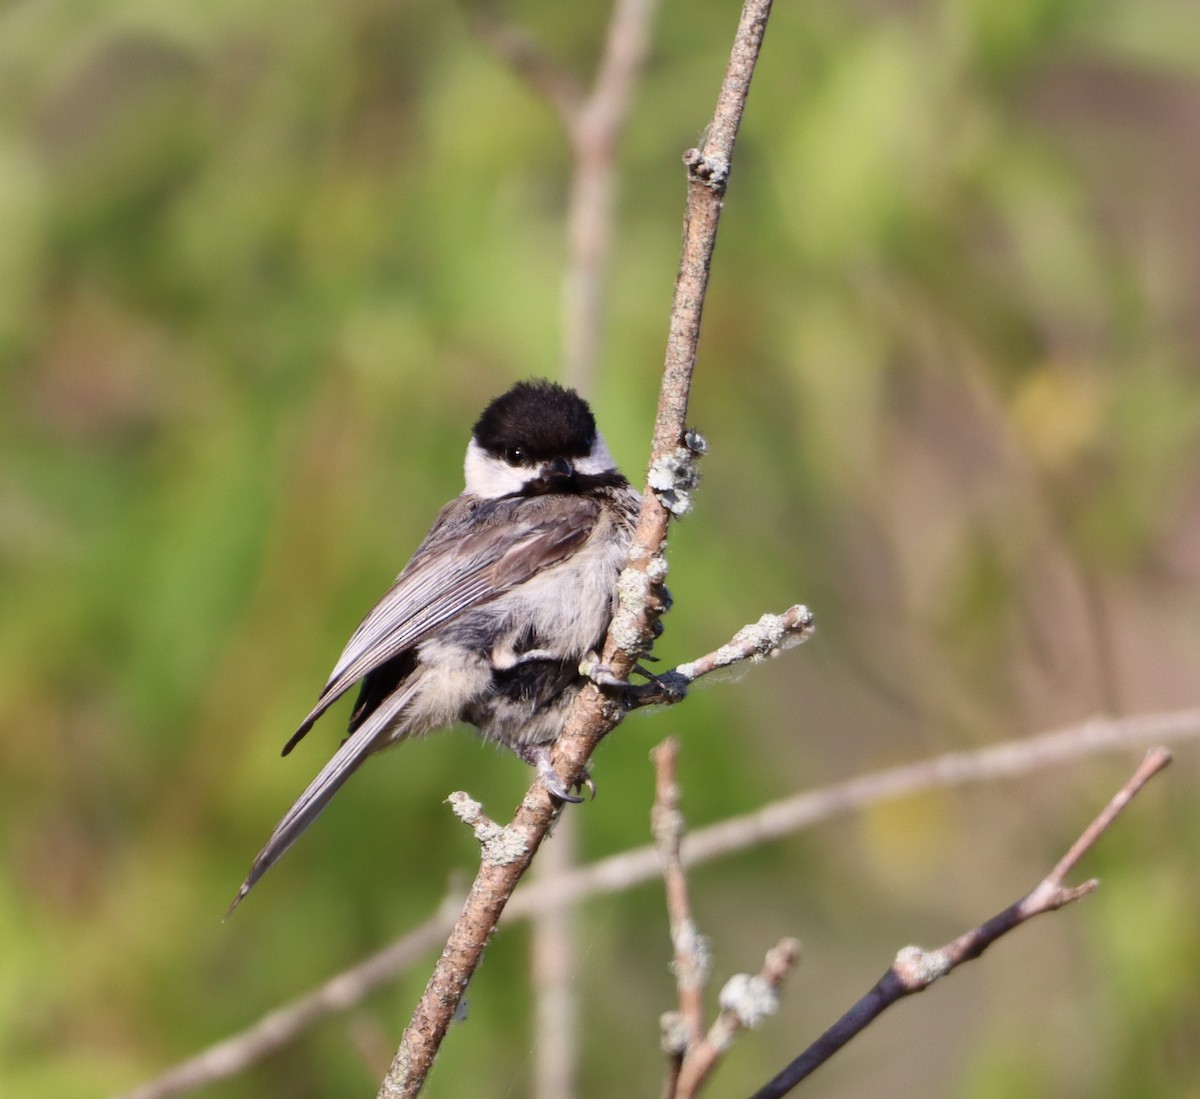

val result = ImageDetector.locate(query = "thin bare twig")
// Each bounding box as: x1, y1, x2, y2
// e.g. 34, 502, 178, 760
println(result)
669, 708, 1195, 873
531, 817, 579, 1099
462, 5, 584, 124
114, 707, 1198, 1099
562, 0, 661, 389
653, 739, 799, 1099
750, 748, 1174, 1098
653, 739, 709, 1054
463, 0, 661, 390
618, 0, 773, 584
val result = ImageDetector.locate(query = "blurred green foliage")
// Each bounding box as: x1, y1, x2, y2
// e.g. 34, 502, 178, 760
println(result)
2, 0, 1199, 1096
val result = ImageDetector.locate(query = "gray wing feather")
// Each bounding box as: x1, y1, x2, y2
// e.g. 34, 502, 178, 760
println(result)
280, 495, 597, 755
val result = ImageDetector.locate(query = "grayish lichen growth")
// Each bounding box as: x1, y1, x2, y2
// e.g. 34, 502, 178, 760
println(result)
894, 944, 951, 984
609, 557, 668, 654
648, 432, 707, 517
685, 149, 730, 192
646, 554, 670, 583
725, 609, 806, 661
448, 790, 482, 822
671, 918, 713, 991
447, 791, 529, 865
718, 972, 780, 1030
659, 1010, 690, 1056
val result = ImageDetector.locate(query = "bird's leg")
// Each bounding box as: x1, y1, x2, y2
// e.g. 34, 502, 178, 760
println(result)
580, 652, 681, 709
626, 666, 688, 707
516, 742, 595, 803
491, 642, 559, 670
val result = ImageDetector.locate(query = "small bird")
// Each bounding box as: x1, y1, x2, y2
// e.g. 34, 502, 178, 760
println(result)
229, 380, 640, 911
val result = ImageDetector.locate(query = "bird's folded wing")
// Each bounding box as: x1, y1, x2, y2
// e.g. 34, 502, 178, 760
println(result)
281, 495, 600, 755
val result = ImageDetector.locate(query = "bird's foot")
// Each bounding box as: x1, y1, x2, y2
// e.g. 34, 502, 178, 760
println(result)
518, 742, 595, 803
630, 662, 688, 705
579, 651, 631, 691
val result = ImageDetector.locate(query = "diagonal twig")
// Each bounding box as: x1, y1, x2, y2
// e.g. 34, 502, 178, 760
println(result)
749, 747, 1174, 1098
461, 3, 585, 124
630, 604, 814, 709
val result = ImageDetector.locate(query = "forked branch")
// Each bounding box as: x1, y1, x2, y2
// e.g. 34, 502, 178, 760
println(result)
114, 710, 1196, 1099
653, 738, 799, 1099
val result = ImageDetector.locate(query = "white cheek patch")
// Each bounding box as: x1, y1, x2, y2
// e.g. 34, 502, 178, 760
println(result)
574, 432, 617, 476
465, 433, 618, 497
464, 439, 532, 499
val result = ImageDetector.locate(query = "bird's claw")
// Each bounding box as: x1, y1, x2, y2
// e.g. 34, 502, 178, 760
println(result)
539, 762, 587, 804
579, 652, 631, 691
521, 743, 596, 804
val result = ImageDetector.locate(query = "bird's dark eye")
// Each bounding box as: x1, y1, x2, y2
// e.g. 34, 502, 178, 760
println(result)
504, 446, 526, 466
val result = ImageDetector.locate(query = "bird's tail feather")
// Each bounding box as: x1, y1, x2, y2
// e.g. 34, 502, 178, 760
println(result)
226, 686, 414, 915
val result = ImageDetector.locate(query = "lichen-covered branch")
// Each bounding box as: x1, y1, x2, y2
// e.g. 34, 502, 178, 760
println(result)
600, 0, 775, 670
375, 4, 777, 1095
630, 604, 814, 709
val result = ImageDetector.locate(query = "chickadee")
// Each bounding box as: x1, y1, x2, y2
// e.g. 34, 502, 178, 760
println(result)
229, 380, 640, 911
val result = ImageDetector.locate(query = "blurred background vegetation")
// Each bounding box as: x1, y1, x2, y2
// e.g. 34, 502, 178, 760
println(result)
2, 0, 1199, 1096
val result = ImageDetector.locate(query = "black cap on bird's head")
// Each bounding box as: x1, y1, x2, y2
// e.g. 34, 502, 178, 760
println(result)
472, 380, 597, 463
